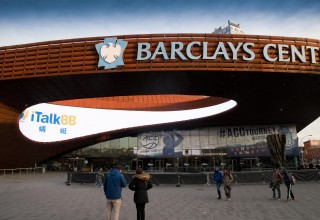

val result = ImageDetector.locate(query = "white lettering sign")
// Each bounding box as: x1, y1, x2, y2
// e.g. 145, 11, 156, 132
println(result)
137, 41, 319, 64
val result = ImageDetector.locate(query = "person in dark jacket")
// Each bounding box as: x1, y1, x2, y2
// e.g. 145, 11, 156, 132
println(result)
212, 167, 223, 199
129, 168, 153, 220
103, 166, 127, 220
282, 169, 295, 201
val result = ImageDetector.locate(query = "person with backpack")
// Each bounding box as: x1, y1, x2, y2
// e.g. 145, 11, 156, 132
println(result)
212, 166, 223, 199
271, 167, 283, 200
282, 169, 295, 201
223, 169, 233, 201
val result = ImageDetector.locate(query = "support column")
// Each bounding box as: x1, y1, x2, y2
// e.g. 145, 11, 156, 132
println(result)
267, 134, 286, 168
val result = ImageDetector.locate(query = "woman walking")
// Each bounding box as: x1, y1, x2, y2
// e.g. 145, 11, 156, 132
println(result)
129, 168, 153, 220
223, 169, 233, 201
282, 169, 295, 201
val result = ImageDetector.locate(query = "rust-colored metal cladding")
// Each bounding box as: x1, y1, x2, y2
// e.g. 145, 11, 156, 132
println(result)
50, 95, 228, 111
0, 33, 320, 168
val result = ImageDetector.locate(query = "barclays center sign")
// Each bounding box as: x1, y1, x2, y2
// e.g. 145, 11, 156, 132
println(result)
96, 37, 320, 69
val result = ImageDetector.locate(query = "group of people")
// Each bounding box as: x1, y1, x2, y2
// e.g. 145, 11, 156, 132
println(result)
212, 167, 234, 200
103, 166, 152, 220
300, 162, 320, 170
212, 166, 296, 202
271, 167, 295, 201
102, 165, 296, 220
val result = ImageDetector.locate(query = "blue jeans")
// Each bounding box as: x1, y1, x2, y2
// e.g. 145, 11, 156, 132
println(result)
216, 181, 221, 193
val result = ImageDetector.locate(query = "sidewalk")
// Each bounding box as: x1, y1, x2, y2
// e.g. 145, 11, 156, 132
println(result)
0, 172, 320, 220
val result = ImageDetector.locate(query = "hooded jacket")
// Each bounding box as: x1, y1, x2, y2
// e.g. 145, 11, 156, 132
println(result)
213, 168, 223, 183
103, 168, 127, 200
129, 173, 153, 203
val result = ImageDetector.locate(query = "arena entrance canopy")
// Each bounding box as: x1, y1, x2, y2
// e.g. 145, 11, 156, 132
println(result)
0, 33, 320, 168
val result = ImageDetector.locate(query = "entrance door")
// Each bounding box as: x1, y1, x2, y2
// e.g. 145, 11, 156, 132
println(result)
191, 159, 201, 172
155, 160, 164, 171
131, 160, 143, 171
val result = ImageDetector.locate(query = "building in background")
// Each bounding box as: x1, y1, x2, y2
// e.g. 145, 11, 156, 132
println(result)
303, 140, 320, 164
213, 20, 246, 34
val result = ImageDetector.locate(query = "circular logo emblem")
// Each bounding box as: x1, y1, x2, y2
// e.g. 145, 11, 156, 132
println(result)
139, 131, 159, 149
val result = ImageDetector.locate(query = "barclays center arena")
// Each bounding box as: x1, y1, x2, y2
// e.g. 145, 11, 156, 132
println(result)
1, 21, 320, 174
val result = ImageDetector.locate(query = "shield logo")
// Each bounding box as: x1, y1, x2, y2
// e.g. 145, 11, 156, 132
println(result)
96, 38, 127, 69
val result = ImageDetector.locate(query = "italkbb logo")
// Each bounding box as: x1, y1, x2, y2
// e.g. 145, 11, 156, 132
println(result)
20, 110, 76, 126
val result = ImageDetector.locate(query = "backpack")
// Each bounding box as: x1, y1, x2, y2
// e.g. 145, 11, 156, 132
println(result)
288, 173, 296, 185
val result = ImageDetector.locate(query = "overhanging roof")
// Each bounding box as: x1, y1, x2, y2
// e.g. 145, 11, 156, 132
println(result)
0, 33, 319, 168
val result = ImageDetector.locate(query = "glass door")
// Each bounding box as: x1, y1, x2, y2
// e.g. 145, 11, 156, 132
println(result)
155, 160, 164, 171
131, 159, 143, 171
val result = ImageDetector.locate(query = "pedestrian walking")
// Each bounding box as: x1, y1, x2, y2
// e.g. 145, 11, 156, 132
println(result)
103, 165, 127, 220
282, 169, 295, 201
223, 169, 233, 201
129, 168, 153, 220
212, 167, 223, 199
271, 168, 283, 200
95, 167, 104, 187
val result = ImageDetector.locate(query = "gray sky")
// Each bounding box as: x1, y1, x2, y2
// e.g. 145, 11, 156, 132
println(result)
1, 0, 320, 46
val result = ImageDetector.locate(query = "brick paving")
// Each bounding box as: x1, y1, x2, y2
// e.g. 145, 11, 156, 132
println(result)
0, 172, 320, 220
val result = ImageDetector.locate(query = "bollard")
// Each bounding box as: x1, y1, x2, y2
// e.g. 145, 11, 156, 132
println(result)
66, 172, 72, 186
176, 175, 181, 187
234, 174, 238, 185
204, 173, 210, 187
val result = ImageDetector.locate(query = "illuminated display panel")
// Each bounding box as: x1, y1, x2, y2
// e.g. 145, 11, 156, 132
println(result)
19, 100, 237, 142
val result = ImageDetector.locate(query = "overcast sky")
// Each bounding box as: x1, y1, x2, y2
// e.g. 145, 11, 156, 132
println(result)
0, 0, 319, 141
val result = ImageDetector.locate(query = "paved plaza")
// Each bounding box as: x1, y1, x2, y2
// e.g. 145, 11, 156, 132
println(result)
0, 172, 320, 220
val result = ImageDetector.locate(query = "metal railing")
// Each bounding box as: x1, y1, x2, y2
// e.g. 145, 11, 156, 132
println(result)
0, 167, 44, 176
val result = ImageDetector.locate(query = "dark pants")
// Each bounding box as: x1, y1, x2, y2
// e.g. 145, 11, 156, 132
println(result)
216, 181, 222, 198
272, 184, 281, 198
285, 182, 295, 200
216, 182, 222, 194
135, 203, 146, 220
224, 185, 232, 198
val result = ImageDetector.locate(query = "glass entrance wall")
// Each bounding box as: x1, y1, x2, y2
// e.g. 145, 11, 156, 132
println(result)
61, 124, 299, 172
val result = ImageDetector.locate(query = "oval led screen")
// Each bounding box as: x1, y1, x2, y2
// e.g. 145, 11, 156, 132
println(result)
19, 100, 237, 142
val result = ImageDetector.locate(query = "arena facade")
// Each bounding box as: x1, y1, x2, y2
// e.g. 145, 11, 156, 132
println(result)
0, 33, 320, 170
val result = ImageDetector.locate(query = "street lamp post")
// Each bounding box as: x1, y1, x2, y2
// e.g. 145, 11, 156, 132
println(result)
300, 135, 312, 164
